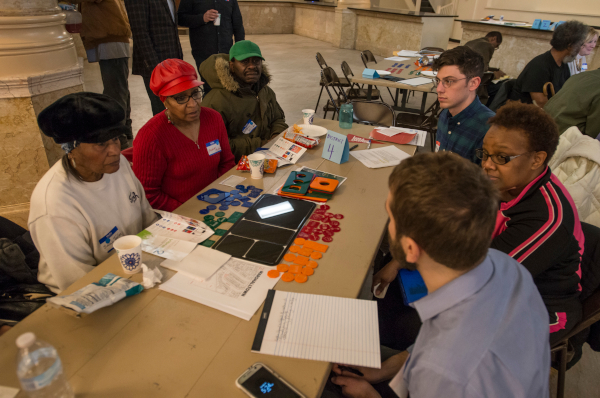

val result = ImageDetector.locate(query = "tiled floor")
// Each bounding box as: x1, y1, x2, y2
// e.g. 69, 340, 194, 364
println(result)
80, 33, 599, 398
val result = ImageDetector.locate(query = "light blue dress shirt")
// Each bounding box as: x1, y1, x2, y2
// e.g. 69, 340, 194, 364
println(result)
394, 249, 550, 398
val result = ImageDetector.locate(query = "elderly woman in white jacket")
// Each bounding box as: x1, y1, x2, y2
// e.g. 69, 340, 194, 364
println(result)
29, 93, 157, 293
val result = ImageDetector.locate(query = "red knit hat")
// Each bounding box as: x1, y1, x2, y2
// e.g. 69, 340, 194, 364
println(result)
150, 59, 204, 102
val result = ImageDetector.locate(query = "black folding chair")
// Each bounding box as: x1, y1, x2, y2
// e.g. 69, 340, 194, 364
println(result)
321, 67, 348, 120
341, 61, 380, 100
315, 53, 350, 114
360, 50, 394, 102
395, 100, 441, 152
351, 100, 395, 127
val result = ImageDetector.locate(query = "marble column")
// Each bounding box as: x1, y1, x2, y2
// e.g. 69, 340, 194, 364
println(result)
0, 0, 83, 227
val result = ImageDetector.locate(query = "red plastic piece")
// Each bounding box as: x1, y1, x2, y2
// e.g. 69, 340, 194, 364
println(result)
310, 214, 324, 221
331, 227, 341, 232
322, 236, 333, 242
320, 205, 330, 210
309, 234, 319, 241
323, 230, 334, 237
302, 227, 314, 234
334, 214, 344, 219
325, 212, 334, 218
307, 220, 319, 228
330, 220, 340, 227
298, 232, 310, 239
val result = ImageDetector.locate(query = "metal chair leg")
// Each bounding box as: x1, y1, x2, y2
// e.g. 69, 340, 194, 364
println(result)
323, 101, 329, 119
556, 343, 567, 398
315, 86, 324, 115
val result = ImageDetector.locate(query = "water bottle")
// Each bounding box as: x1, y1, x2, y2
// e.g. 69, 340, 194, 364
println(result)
339, 103, 353, 129
16, 333, 74, 398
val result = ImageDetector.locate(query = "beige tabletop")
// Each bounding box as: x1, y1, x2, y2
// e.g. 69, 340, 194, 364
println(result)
0, 119, 416, 398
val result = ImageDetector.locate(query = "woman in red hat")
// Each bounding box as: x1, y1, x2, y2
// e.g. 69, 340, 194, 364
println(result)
133, 59, 235, 211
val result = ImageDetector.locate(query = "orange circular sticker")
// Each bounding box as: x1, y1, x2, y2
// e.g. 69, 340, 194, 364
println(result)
310, 252, 323, 260
301, 267, 314, 276
294, 238, 306, 246
277, 264, 289, 272
295, 274, 308, 283
267, 270, 280, 278
283, 253, 296, 262
307, 260, 318, 269
281, 272, 295, 282
289, 246, 300, 253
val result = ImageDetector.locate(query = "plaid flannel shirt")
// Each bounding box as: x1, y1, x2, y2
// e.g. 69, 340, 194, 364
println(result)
125, 0, 183, 77
435, 96, 495, 164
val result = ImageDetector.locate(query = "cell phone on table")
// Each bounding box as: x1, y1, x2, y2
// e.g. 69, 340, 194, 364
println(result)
236, 362, 306, 398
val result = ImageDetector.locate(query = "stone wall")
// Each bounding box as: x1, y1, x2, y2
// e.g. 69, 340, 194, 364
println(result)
354, 10, 423, 56
239, 2, 295, 34
293, 4, 338, 45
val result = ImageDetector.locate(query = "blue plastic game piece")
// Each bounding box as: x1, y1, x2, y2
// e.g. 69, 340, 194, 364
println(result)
240, 197, 251, 202
231, 201, 241, 206
247, 185, 255, 190
197, 188, 230, 204
219, 205, 229, 210
248, 192, 260, 198
229, 190, 239, 194
207, 205, 217, 210
199, 209, 209, 214
242, 201, 253, 208
235, 185, 245, 190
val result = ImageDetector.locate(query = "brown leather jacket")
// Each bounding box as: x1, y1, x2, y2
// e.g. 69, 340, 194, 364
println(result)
77, 0, 131, 50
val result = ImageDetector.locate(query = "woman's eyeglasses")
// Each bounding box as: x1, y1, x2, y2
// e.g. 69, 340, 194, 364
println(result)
475, 149, 530, 165
172, 90, 203, 105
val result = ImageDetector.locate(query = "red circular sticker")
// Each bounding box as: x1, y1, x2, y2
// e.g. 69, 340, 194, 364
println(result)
331, 227, 341, 232
331, 221, 340, 227
320, 205, 331, 210
334, 214, 344, 219
298, 232, 310, 239
302, 226, 314, 234
314, 209, 326, 215
309, 234, 319, 241
322, 236, 333, 243
325, 212, 334, 218
310, 214, 324, 221
323, 230, 334, 237
307, 220, 319, 228
320, 223, 331, 230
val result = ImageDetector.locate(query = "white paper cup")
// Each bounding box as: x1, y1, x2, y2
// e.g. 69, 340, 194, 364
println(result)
214, 13, 221, 26
113, 235, 143, 274
302, 109, 315, 125
248, 153, 266, 179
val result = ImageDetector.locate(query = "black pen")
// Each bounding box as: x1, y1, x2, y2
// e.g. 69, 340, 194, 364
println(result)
339, 365, 364, 377
349, 144, 359, 151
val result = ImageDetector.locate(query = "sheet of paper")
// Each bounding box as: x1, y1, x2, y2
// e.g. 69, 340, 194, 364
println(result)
220, 175, 246, 187
395, 50, 420, 57
141, 212, 214, 244
375, 127, 403, 137
0, 386, 19, 398
350, 146, 411, 169
266, 138, 307, 164
400, 77, 432, 86
420, 71, 437, 77
384, 56, 410, 62
252, 291, 381, 368
406, 130, 427, 147
161, 245, 231, 282
255, 148, 292, 167
140, 235, 197, 261
160, 258, 280, 320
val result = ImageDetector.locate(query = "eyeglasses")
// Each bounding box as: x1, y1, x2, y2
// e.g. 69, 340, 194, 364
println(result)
475, 149, 530, 165
432, 77, 467, 88
171, 90, 203, 105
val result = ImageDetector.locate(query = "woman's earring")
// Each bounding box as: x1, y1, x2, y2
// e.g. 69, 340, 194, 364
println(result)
166, 110, 173, 125
71, 157, 76, 169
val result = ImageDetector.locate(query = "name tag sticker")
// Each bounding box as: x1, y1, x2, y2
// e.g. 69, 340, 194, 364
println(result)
206, 139, 221, 156
99, 226, 122, 253
435, 141, 440, 152
242, 119, 257, 135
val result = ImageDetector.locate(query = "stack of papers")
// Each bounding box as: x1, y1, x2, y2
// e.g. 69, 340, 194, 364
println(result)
406, 130, 427, 147
160, 258, 280, 320
267, 137, 306, 164
420, 71, 437, 77
395, 50, 421, 57
375, 127, 405, 137
161, 245, 231, 282
401, 77, 433, 86
138, 211, 214, 261
384, 56, 410, 62
350, 146, 411, 169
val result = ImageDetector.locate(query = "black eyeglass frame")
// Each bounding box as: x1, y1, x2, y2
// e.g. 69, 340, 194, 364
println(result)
171, 89, 204, 105
475, 148, 532, 165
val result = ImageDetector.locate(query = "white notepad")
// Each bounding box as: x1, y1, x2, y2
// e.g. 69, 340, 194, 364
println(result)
350, 146, 411, 169
401, 77, 433, 86
252, 291, 381, 368
161, 245, 231, 282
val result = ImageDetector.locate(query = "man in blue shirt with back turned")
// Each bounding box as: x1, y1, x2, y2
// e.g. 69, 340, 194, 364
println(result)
330, 152, 549, 398
433, 46, 495, 164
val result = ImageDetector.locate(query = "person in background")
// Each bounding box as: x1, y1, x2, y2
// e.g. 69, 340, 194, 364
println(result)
200, 40, 288, 161
510, 20, 588, 107
568, 27, 598, 75
178, 0, 245, 95
432, 46, 495, 164
464, 31, 507, 104
29, 93, 157, 294
125, 0, 183, 116
480, 102, 583, 345
545, 68, 600, 137
330, 152, 550, 398
133, 59, 235, 212
71, 0, 133, 149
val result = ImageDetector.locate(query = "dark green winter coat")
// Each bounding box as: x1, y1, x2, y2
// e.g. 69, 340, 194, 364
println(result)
199, 53, 288, 161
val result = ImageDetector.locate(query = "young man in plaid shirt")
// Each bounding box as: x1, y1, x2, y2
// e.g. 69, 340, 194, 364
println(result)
432, 46, 495, 164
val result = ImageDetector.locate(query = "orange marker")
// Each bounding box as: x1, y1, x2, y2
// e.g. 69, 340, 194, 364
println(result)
289, 246, 300, 253
294, 238, 306, 246
267, 270, 280, 278
307, 260, 319, 269
301, 267, 314, 276
310, 252, 323, 260
283, 253, 296, 262
277, 264, 289, 272
295, 274, 308, 283
281, 272, 295, 282
289, 264, 302, 274
293, 255, 309, 266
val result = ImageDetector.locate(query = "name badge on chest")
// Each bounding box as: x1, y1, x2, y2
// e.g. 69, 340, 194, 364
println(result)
242, 119, 257, 135
206, 139, 221, 156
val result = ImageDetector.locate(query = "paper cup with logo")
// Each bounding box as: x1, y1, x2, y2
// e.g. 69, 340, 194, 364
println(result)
214, 13, 221, 26
302, 109, 315, 125
113, 235, 143, 274
248, 153, 266, 179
